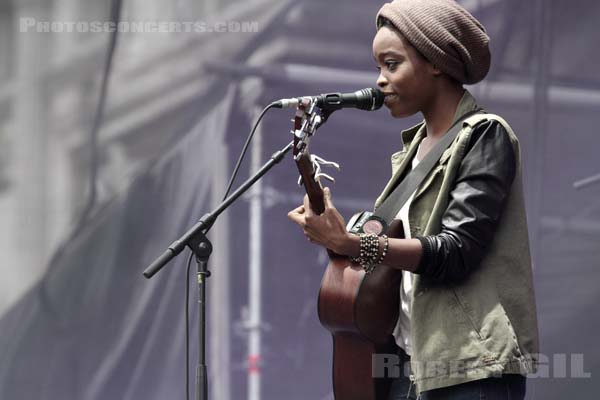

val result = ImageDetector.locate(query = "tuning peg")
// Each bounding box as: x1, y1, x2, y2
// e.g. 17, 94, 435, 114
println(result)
310, 154, 341, 184
311, 155, 340, 171
315, 172, 336, 183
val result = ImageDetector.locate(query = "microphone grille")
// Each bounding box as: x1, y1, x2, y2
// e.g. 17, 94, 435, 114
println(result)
355, 88, 385, 111
370, 88, 385, 111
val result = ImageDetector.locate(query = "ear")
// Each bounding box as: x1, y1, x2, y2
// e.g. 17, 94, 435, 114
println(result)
429, 62, 443, 77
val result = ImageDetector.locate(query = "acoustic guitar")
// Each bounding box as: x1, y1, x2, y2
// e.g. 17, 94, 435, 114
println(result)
291, 99, 403, 400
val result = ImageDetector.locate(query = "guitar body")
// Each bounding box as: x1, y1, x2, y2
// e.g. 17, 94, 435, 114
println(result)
318, 221, 404, 400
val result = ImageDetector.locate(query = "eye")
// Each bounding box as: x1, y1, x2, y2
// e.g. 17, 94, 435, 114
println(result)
385, 60, 399, 71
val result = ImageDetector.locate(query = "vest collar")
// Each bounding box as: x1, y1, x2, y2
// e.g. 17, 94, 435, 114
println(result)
399, 89, 479, 149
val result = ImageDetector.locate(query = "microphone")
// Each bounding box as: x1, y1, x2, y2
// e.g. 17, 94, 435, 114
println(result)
273, 88, 385, 112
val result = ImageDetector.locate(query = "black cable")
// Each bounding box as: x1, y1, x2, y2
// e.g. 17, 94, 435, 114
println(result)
78, 0, 123, 227
184, 101, 278, 399
221, 102, 278, 201
38, 0, 122, 317
185, 251, 194, 400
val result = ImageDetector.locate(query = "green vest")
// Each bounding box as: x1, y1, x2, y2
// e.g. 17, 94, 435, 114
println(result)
375, 91, 539, 393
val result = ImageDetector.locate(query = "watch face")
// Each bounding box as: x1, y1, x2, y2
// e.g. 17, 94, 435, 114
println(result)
362, 219, 384, 235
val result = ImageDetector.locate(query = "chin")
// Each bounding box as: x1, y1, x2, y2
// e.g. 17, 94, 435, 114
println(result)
388, 106, 414, 119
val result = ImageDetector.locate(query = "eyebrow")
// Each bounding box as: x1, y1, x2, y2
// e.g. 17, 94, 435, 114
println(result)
373, 51, 405, 61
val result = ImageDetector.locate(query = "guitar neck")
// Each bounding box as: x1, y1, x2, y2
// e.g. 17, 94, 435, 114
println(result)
296, 153, 326, 215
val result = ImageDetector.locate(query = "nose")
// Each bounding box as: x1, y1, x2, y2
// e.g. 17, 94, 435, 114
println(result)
376, 72, 388, 90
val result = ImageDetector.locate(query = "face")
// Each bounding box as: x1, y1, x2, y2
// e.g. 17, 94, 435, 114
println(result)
372, 26, 439, 118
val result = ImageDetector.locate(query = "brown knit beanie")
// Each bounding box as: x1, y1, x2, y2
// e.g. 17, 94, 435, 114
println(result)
376, 0, 491, 84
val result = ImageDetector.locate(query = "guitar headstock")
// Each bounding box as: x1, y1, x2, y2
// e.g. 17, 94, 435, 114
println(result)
291, 99, 339, 215
292, 98, 317, 159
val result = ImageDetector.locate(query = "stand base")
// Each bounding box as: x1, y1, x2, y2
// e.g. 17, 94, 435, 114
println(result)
196, 364, 207, 400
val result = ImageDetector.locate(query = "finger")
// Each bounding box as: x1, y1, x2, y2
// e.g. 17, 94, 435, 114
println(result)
323, 187, 334, 209
304, 232, 314, 243
287, 213, 301, 225
303, 195, 314, 217
287, 207, 306, 225
288, 205, 305, 216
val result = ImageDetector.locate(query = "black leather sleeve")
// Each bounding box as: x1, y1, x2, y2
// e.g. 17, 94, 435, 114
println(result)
414, 120, 516, 284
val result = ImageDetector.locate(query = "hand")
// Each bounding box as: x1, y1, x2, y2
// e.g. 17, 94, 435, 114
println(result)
287, 187, 355, 255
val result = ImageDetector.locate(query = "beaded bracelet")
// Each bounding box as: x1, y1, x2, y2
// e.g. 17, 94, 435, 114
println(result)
376, 235, 389, 266
350, 233, 374, 266
350, 233, 388, 274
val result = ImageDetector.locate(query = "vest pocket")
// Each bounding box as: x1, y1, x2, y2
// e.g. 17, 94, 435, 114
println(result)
450, 288, 504, 367
452, 286, 523, 362
451, 288, 484, 342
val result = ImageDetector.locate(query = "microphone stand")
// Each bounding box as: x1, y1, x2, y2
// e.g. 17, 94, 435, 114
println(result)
143, 140, 294, 400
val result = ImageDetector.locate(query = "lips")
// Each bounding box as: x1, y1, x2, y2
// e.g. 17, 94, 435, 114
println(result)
383, 92, 399, 107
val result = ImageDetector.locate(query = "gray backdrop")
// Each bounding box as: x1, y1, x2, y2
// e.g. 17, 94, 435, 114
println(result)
0, 0, 598, 399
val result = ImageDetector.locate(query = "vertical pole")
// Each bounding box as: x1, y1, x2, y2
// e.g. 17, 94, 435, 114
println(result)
530, 0, 553, 266
196, 246, 211, 400
52, 0, 78, 61
196, 257, 208, 400
209, 132, 232, 400
12, 2, 49, 298
247, 107, 263, 400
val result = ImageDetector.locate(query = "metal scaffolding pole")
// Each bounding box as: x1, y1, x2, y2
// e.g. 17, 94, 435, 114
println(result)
530, 0, 554, 265
247, 106, 264, 400
210, 113, 233, 400
9, 2, 49, 311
